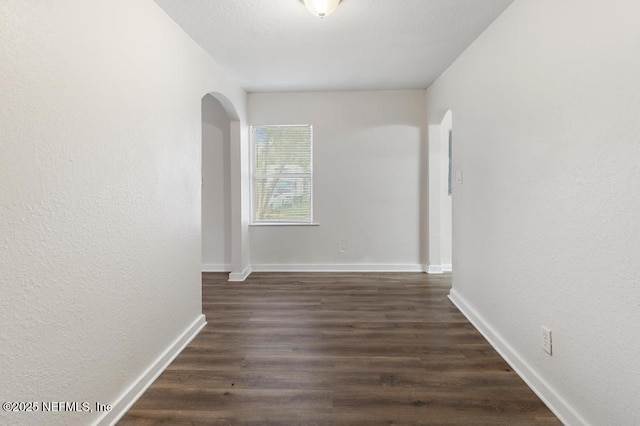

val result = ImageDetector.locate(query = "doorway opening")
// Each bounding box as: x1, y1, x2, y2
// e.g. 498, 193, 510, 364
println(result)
200, 92, 249, 282
201, 94, 232, 272
427, 109, 453, 274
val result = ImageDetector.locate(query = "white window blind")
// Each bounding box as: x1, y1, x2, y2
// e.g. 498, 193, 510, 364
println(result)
251, 125, 313, 223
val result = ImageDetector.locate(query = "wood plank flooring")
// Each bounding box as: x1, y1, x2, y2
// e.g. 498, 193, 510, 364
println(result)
119, 272, 560, 425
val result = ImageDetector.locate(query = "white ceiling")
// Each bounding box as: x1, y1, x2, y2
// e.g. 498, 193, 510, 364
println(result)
154, 0, 514, 92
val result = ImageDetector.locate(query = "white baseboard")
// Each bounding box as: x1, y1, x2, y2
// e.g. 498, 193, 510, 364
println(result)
427, 264, 443, 274
251, 264, 424, 273
427, 264, 453, 274
448, 289, 587, 426
95, 315, 206, 426
228, 265, 252, 282
202, 263, 231, 272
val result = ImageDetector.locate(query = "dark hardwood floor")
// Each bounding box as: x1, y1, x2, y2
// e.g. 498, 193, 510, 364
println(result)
120, 272, 560, 425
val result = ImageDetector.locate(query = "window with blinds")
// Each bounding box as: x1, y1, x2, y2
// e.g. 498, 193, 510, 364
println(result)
250, 125, 313, 224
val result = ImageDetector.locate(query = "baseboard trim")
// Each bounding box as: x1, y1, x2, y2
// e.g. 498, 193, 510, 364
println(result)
228, 265, 252, 282
252, 264, 424, 273
448, 289, 587, 426
427, 264, 453, 274
202, 263, 231, 272
95, 314, 206, 426
427, 264, 443, 274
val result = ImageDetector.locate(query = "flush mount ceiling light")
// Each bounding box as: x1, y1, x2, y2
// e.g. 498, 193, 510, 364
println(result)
300, 0, 342, 18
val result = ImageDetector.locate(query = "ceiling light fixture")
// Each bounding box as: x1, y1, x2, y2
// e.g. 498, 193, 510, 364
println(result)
301, 0, 342, 18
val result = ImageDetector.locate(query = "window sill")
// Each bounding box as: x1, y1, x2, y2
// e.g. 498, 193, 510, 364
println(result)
249, 222, 320, 227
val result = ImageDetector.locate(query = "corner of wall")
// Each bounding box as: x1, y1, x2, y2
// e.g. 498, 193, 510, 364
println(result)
448, 289, 589, 426
95, 315, 206, 425
228, 265, 252, 282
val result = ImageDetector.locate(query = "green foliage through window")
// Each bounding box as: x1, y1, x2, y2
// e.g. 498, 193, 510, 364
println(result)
251, 125, 313, 223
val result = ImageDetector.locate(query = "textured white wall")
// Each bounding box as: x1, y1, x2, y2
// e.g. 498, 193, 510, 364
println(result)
201, 95, 231, 270
248, 91, 426, 270
0, 0, 245, 424
427, 0, 640, 424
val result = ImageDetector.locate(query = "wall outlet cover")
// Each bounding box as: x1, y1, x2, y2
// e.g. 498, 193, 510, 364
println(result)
542, 325, 552, 355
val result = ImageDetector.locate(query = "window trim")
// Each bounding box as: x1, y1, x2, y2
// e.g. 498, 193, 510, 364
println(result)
249, 124, 315, 225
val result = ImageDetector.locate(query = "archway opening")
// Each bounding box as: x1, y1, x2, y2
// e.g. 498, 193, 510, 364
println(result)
201, 94, 232, 272
201, 91, 250, 282
427, 109, 453, 274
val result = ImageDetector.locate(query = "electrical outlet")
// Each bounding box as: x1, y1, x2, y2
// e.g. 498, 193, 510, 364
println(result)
339, 240, 348, 253
455, 170, 463, 184
541, 326, 552, 355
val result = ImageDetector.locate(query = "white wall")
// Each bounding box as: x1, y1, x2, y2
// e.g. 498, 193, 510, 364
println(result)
427, 0, 640, 424
248, 91, 426, 271
0, 1, 246, 424
201, 95, 231, 271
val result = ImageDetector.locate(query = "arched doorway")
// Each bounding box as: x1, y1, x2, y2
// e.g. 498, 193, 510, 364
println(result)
201, 94, 232, 271
201, 92, 250, 282
427, 109, 453, 274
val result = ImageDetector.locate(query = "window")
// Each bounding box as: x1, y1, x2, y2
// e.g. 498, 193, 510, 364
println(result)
250, 125, 313, 224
